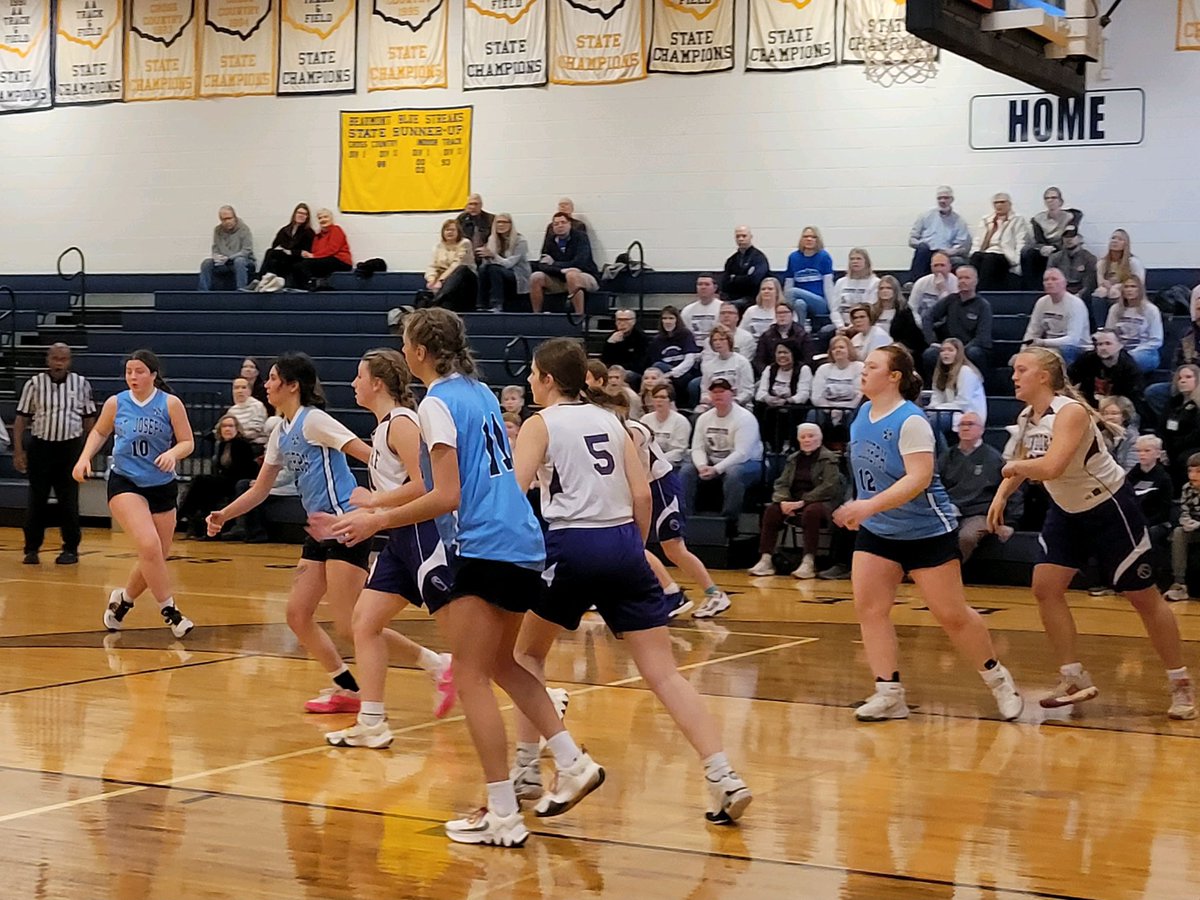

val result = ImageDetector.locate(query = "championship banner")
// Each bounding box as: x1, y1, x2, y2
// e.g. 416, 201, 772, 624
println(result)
550, 0, 645, 85
55, 0, 124, 104
1179, 0, 1200, 50
200, 0, 276, 96
367, 0, 447, 90
745, 0, 834, 71
339, 106, 471, 213
0, 0, 52, 112
462, 0, 546, 90
842, 0, 935, 65
278, 0, 355, 93
126, 0, 198, 101
648, 0, 733, 74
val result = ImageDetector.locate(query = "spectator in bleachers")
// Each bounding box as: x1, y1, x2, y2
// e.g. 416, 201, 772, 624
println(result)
1047, 225, 1098, 300
715, 301, 757, 359
296, 209, 352, 290
179, 415, 259, 539
1128, 434, 1172, 530
638, 367, 665, 409
921, 266, 992, 375
720, 225, 770, 309
600, 307, 649, 381
224, 377, 269, 444
1105, 275, 1163, 373
680, 378, 764, 533
754, 343, 812, 451
810, 335, 863, 416
928, 338, 988, 427
969, 193, 1032, 291
500, 384, 531, 422
907, 186, 971, 282
1099, 396, 1138, 470
1021, 267, 1091, 364
640, 383, 691, 467
530, 211, 599, 316
542, 197, 591, 239
240, 357, 272, 414
827, 248, 880, 336
754, 303, 815, 373
257, 203, 314, 290
475, 213, 530, 312
846, 304, 891, 359
420, 218, 476, 311
503, 412, 522, 449
748, 423, 842, 579
1067, 328, 1143, 409
680, 273, 723, 345
223, 465, 298, 543
1090, 228, 1146, 328
875, 276, 926, 356
1165, 452, 1200, 602
939, 411, 1015, 562
909, 252, 957, 330
696, 326, 754, 411
1146, 286, 1200, 422
1021, 186, 1082, 290
741, 278, 784, 340
199, 205, 255, 291
456, 193, 495, 254
1160, 364, 1200, 488
606, 365, 644, 418
782, 226, 835, 328
647, 305, 700, 398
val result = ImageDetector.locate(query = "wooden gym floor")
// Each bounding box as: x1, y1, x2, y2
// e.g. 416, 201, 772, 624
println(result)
1, 527, 1198, 899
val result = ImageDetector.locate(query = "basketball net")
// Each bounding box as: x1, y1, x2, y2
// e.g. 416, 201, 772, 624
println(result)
862, 35, 939, 86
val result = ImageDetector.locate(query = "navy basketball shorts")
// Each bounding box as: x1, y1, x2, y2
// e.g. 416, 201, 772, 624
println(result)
854, 526, 962, 574
649, 471, 687, 544
1038, 482, 1155, 592
448, 557, 542, 615
301, 535, 373, 572
534, 522, 671, 636
364, 522, 454, 614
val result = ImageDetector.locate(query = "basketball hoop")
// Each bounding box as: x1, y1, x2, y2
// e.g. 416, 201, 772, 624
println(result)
862, 37, 939, 86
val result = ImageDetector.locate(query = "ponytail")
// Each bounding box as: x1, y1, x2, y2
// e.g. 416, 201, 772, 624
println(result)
403, 308, 479, 379
1012, 347, 1122, 460
273, 351, 327, 409
876, 343, 923, 401
361, 347, 416, 410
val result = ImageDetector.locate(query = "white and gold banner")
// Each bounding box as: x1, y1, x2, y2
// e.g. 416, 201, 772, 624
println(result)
648, 0, 733, 74
842, 0, 934, 64
462, 0, 546, 90
0, 0, 52, 112
746, 0, 835, 71
126, 0, 198, 101
550, 0, 645, 85
277, 0, 355, 93
1179, 0, 1200, 50
368, 0, 447, 90
55, 0, 123, 104
200, 0, 276, 96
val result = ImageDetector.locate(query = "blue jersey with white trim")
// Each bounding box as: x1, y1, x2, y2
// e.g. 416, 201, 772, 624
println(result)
111, 390, 175, 487
849, 399, 956, 539
274, 407, 358, 516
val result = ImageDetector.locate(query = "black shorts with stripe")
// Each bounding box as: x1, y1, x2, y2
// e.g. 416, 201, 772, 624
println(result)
1038, 481, 1155, 592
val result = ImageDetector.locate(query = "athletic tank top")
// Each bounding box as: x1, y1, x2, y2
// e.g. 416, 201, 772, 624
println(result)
1015, 395, 1126, 513
537, 402, 634, 530
111, 389, 175, 487
627, 419, 673, 483
370, 407, 420, 492
271, 407, 358, 516
849, 399, 956, 539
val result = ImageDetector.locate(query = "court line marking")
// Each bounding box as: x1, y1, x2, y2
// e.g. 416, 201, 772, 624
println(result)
0, 653, 250, 698
2, 578, 294, 605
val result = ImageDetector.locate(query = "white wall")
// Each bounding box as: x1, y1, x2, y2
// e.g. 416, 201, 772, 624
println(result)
0, 1, 1193, 275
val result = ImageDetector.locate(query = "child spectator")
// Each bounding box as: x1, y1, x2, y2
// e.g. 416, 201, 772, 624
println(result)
1099, 395, 1137, 470
500, 384, 531, 421
1165, 452, 1200, 602
502, 412, 522, 449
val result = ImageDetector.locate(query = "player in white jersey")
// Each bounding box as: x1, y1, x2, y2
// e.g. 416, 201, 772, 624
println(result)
315, 350, 457, 750
989, 347, 1196, 719
511, 338, 752, 825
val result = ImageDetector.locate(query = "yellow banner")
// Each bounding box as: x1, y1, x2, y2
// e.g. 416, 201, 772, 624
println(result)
126, 0, 199, 100
1180, 0, 1200, 50
339, 106, 471, 213
200, 0, 277, 96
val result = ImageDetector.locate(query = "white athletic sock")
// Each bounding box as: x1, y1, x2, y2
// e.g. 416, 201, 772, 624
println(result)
1167, 666, 1190, 683
515, 741, 540, 767
702, 751, 732, 781
664, 582, 680, 595
417, 647, 441, 674
157, 596, 175, 609
487, 780, 519, 818
1060, 662, 1084, 679
358, 701, 386, 726
545, 731, 581, 769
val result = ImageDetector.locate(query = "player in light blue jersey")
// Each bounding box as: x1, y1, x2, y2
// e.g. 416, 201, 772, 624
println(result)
333, 309, 602, 848
208, 352, 375, 714
72, 350, 196, 638
833, 345, 1022, 723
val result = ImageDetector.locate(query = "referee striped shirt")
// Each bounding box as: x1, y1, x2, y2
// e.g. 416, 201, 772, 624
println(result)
16, 372, 97, 441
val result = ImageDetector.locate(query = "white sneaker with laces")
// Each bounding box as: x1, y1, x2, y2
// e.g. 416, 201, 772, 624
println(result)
546, 686, 570, 720
855, 682, 909, 721
534, 750, 605, 817
792, 556, 816, 579
705, 771, 753, 824
445, 807, 529, 846
748, 556, 775, 577
1039, 669, 1099, 709
982, 664, 1023, 721
1168, 677, 1197, 720
160, 604, 194, 639
692, 591, 731, 619
1164, 583, 1191, 602
103, 589, 134, 631
326, 719, 394, 749
666, 591, 694, 618
511, 759, 543, 804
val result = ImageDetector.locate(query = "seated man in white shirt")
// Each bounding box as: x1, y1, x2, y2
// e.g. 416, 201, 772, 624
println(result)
708, 301, 756, 360
680, 378, 764, 534
909, 252, 958, 328
680, 274, 723, 345
1021, 267, 1091, 364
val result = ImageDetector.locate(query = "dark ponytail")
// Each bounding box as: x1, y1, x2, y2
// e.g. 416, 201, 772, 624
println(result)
273, 351, 327, 409
877, 343, 923, 401
535, 337, 590, 399
126, 349, 172, 394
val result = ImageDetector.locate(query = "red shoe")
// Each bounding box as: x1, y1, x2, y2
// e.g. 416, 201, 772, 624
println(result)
304, 687, 361, 714
433, 654, 457, 719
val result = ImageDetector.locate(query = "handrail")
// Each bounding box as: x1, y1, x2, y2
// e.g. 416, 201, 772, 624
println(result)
57, 246, 86, 319
622, 240, 646, 314
0, 285, 15, 381
504, 335, 532, 378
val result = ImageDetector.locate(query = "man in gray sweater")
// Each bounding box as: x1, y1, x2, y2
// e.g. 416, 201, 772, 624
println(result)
938, 412, 1019, 562
199, 205, 255, 291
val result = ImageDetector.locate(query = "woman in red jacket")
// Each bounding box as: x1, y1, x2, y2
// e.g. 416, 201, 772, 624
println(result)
297, 208, 353, 290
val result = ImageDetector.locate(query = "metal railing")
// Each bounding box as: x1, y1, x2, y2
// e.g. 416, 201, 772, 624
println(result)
503, 335, 532, 379
0, 285, 15, 381
57, 246, 86, 319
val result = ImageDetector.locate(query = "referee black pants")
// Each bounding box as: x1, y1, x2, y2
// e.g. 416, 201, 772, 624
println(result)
24, 437, 83, 554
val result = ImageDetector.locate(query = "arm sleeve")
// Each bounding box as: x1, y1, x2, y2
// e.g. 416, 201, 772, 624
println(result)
793, 366, 813, 404
1022, 300, 1044, 344
898, 414, 936, 455
234, 226, 254, 259
1131, 257, 1147, 284
1134, 304, 1163, 352
668, 352, 697, 380
497, 237, 528, 269
690, 413, 709, 469
714, 411, 761, 473
922, 298, 946, 344
735, 356, 755, 405
909, 214, 924, 249
969, 303, 993, 349
263, 422, 284, 467
16, 378, 35, 416
417, 396, 458, 448
302, 409, 360, 450
668, 414, 691, 463
810, 366, 828, 406
951, 218, 972, 257
828, 280, 847, 328
755, 369, 771, 403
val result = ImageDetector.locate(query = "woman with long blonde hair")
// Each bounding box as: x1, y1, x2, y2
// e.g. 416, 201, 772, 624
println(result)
928, 338, 987, 429
1104, 275, 1162, 372
1090, 228, 1146, 328
987, 347, 1195, 719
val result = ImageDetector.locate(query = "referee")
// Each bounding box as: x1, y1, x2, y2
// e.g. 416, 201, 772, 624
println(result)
13, 343, 96, 565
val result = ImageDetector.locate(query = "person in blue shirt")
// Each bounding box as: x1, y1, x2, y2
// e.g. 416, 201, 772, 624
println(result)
782, 226, 835, 330
833, 344, 1021, 723
207, 352, 374, 715
332, 308, 603, 848
73, 350, 196, 638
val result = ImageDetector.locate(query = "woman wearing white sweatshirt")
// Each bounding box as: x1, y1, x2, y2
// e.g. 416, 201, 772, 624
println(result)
1105, 275, 1163, 373
809, 336, 863, 412
826, 248, 880, 334
696, 326, 755, 411
754, 344, 812, 450
928, 339, 988, 431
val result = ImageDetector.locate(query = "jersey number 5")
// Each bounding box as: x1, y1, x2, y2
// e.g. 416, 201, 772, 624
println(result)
481, 415, 514, 477
585, 434, 615, 475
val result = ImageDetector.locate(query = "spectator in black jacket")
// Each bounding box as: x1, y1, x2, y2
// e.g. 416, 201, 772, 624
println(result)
647, 306, 700, 400
754, 303, 815, 374
1067, 329, 1142, 408
600, 308, 649, 387
456, 193, 495, 255
920, 266, 992, 376
1161, 364, 1200, 489
1128, 434, 1172, 530
258, 203, 315, 288
1146, 286, 1200, 422
179, 416, 260, 538
530, 212, 599, 316
721, 226, 771, 310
